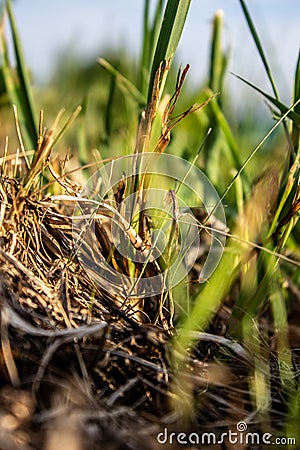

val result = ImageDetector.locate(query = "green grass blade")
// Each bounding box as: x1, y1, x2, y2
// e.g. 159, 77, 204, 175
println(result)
238, 0, 279, 100
294, 49, 300, 109
5, 0, 38, 148
147, 0, 191, 104
233, 73, 300, 127
149, 0, 165, 60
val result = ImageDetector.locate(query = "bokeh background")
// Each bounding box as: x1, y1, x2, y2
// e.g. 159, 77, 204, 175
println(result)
9, 0, 300, 103
1, 1, 299, 170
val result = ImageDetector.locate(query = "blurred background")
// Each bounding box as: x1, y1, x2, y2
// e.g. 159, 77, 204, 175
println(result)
1, 0, 299, 177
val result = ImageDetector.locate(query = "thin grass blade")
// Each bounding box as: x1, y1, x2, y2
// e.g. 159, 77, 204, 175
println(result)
238, 0, 279, 99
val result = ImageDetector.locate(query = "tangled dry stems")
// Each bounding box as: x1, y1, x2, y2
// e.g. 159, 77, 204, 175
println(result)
0, 135, 298, 449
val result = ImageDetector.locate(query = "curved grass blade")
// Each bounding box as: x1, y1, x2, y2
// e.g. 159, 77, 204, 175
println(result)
147, 0, 191, 104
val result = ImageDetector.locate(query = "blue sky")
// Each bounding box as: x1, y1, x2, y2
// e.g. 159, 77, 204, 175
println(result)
5, 1, 300, 108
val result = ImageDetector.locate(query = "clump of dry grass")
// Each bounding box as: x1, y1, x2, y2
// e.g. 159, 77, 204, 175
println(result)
0, 104, 253, 450
0, 111, 177, 449
0, 126, 290, 450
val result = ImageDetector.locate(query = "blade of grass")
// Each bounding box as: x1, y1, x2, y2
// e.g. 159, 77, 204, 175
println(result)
270, 282, 295, 389
4, 0, 38, 148
139, 0, 164, 98
147, 0, 191, 104
53, 105, 82, 147
249, 345, 271, 421
98, 58, 145, 106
